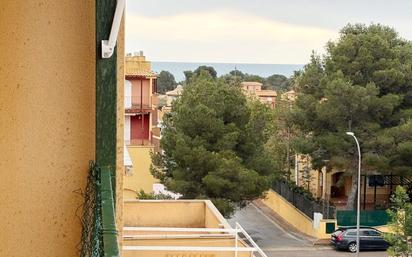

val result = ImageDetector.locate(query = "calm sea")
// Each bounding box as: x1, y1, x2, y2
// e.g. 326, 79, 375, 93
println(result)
152, 62, 304, 82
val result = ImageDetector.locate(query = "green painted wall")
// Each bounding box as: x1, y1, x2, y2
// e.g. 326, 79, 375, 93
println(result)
95, 0, 119, 256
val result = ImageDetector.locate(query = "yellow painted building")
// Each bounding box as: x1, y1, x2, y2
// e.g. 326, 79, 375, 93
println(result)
124, 53, 160, 198
294, 154, 394, 210
124, 146, 158, 198
0, 1, 125, 256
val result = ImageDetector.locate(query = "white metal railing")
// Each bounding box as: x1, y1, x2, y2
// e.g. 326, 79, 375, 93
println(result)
124, 226, 236, 233
124, 96, 154, 109
236, 223, 268, 257
122, 223, 267, 257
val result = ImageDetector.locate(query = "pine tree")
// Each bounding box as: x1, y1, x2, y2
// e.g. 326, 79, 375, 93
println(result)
291, 24, 412, 209
151, 71, 277, 217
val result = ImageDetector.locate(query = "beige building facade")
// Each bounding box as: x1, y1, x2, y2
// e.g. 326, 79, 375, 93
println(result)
294, 155, 395, 210
241, 81, 277, 108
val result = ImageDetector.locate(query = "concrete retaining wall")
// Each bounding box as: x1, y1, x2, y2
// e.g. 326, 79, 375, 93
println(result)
262, 190, 337, 239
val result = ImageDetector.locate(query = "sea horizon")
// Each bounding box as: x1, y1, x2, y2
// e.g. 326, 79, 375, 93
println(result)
152, 61, 304, 82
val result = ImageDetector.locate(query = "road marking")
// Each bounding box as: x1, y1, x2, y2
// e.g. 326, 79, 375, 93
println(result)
250, 203, 312, 245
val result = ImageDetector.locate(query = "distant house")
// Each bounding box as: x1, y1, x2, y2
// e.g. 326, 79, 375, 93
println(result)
124, 51, 158, 147
165, 84, 184, 106
156, 85, 184, 128
281, 89, 297, 102
294, 153, 408, 212
241, 81, 277, 108
124, 52, 160, 197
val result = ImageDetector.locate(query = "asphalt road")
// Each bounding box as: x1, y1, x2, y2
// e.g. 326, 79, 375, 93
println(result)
228, 203, 388, 257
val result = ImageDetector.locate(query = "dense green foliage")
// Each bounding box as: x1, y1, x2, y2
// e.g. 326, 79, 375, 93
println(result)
183, 70, 194, 82
184, 66, 292, 92
195, 65, 217, 78
384, 186, 412, 256
265, 98, 295, 177
151, 72, 277, 217
157, 70, 177, 94
291, 24, 412, 208
265, 74, 291, 91
220, 70, 291, 91
184, 66, 218, 81
225, 70, 265, 83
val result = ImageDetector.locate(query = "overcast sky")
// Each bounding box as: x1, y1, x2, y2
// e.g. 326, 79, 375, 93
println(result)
126, 0, 412, 64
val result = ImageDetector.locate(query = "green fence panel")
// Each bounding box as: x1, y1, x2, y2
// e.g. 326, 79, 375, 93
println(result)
100, 166, 120, 257
80, 162, 119, 257
337, 210, 389, 227
272, 180, 336, 219
326, 222, 336, 234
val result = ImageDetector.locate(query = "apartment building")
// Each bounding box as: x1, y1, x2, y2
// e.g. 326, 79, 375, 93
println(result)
124, 52, 161, 197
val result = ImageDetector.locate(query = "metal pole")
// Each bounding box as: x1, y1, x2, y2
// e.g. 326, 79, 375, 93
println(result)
295, 154, 299, 186
374, 180, 377, 210
235, 224, 238, 257
363, 175, 367, 210
346, 132, 361, 257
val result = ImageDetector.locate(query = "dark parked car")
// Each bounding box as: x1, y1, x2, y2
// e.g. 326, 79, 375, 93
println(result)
331, 227, 389, 252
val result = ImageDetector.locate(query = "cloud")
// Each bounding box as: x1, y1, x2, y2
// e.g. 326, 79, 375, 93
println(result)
126, 10, 338, 63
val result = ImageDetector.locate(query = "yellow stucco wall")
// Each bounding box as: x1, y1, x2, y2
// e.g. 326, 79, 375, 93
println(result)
262, 190, 336, 239
124, 252, 217, 257
124, 251, 249, 257
124, 200, 205, 227
125, 55, 153, 75
124, 146, 159, 198
204, 200, 231, 229
117, 14, 126, 248
123, 200, 229, 229
325, 170, 392, 203
122, 200, 248, 257
123, 248, 249, 257
123, 238, 250, 257
125, 238, 243, 247
0, 1, 96, 256
205, 204, 226, 229
295, 165, 393, 206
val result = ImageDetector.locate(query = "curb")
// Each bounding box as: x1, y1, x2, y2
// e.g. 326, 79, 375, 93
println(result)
313, 239, 332, 246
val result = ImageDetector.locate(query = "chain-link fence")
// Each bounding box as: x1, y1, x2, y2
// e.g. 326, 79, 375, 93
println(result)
80, 161, 103, 257
273, 180, 336, 219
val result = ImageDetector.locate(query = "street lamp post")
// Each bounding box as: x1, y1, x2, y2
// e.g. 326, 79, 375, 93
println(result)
346, 132, 361, 257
